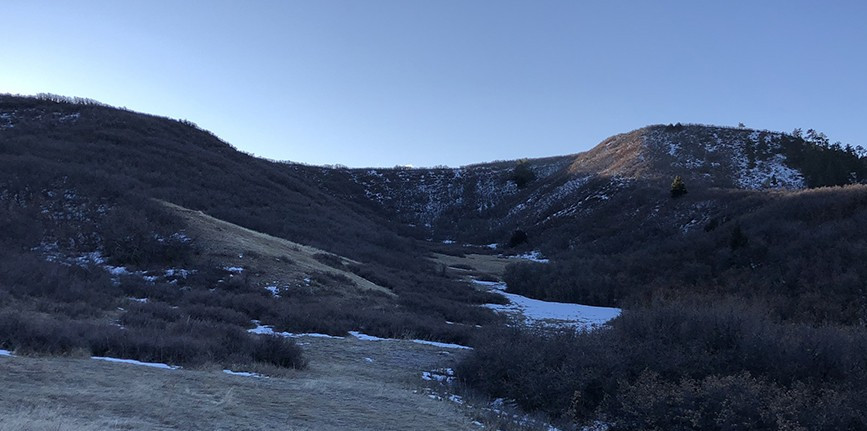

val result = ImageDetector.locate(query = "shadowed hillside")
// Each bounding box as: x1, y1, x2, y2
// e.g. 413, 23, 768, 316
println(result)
0, 94, 504, 370
4, 94, 867, 429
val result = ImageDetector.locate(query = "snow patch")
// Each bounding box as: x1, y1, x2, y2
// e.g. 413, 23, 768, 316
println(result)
0, 349, 13, 357
508, 251, 550, 263
422, 368, 456, 383
736, 152, 805, 190
411, 339, 473, 350
223, 369, 266, 378
164, 268, 193, 278
106, 266, 129, 276
248, 321, 342, 339
349, 331, 387, 341
91, 356, 179, 370
351, 331, 473, 350
0, 111, 15, 130
476, 281, 620, 329
57, 112, 80, 122
471, 279, 505, 289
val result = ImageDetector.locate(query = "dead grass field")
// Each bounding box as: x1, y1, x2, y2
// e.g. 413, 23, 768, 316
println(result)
430, 253, 512, 280
162, 201, 394, 297
0, 336, 482, 431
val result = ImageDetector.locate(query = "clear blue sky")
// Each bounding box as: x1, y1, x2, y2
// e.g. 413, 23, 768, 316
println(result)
3, 1, 866, 167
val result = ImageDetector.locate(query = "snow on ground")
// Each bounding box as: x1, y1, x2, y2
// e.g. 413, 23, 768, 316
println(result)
0, 112, 15, 130
107, 266, 129, 276
0, 349, 13, 357
91, 356, 179, 370
224, 266, 244, 273
223, 369, 266, 378
509, 175, 592, 220
58, 112, 80, 122
422, 368, 456, 383
474, 280, 620, 329
736, 152, 805, 190
40, 248, 198, 286
421, 370, 565, 431
349, 331, 387, 341
264, 285, 280, 297
247, 321, 343, 339
164, 268, 193, 278
411, 339, 473, 350
350, 331, 473, 350
508, 251, 550, 263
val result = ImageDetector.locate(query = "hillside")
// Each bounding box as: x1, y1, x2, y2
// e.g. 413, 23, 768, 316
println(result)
0, 94, 507, 364
3, 94, 867, 429
3, 94, 866, 317
0, 94, 412, 261
299, 123, 865, 253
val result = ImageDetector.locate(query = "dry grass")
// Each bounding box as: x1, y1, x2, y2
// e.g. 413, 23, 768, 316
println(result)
161, 200, 394, 297
0, 336, 481, 430
0, 407, 123, 431
429, 253, 511, 280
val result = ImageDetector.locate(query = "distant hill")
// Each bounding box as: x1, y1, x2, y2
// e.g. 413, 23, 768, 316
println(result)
297, 122, 865, 248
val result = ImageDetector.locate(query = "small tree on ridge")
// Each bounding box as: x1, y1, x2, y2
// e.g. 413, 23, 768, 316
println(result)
670, 176, 687, 198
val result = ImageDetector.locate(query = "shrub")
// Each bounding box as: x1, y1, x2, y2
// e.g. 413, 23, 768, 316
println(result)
251, 335, 307, 369
458, 298, 867, 428
670, 175, 687, 198
101, 200, 194, 267
507, 229, 528, 248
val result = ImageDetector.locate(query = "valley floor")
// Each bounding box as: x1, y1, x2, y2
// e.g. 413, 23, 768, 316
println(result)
0, 336, 479, 431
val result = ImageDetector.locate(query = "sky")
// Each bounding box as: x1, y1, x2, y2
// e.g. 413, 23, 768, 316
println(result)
2, 1, 866, 168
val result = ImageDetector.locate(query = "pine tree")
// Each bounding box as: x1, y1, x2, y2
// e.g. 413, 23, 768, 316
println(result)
509, 159, 536, 189
670, 176, 687, 198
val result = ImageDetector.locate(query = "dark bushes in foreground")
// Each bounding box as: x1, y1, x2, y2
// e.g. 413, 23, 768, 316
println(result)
604, 371, 865, 431
264, 297, 480, 345
458, 298, 867, 430
0, 309, 306, 369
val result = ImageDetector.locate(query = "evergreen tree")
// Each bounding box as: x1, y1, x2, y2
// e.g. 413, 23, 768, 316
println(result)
509, 159, 536, 189
670, 176, 687, 198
